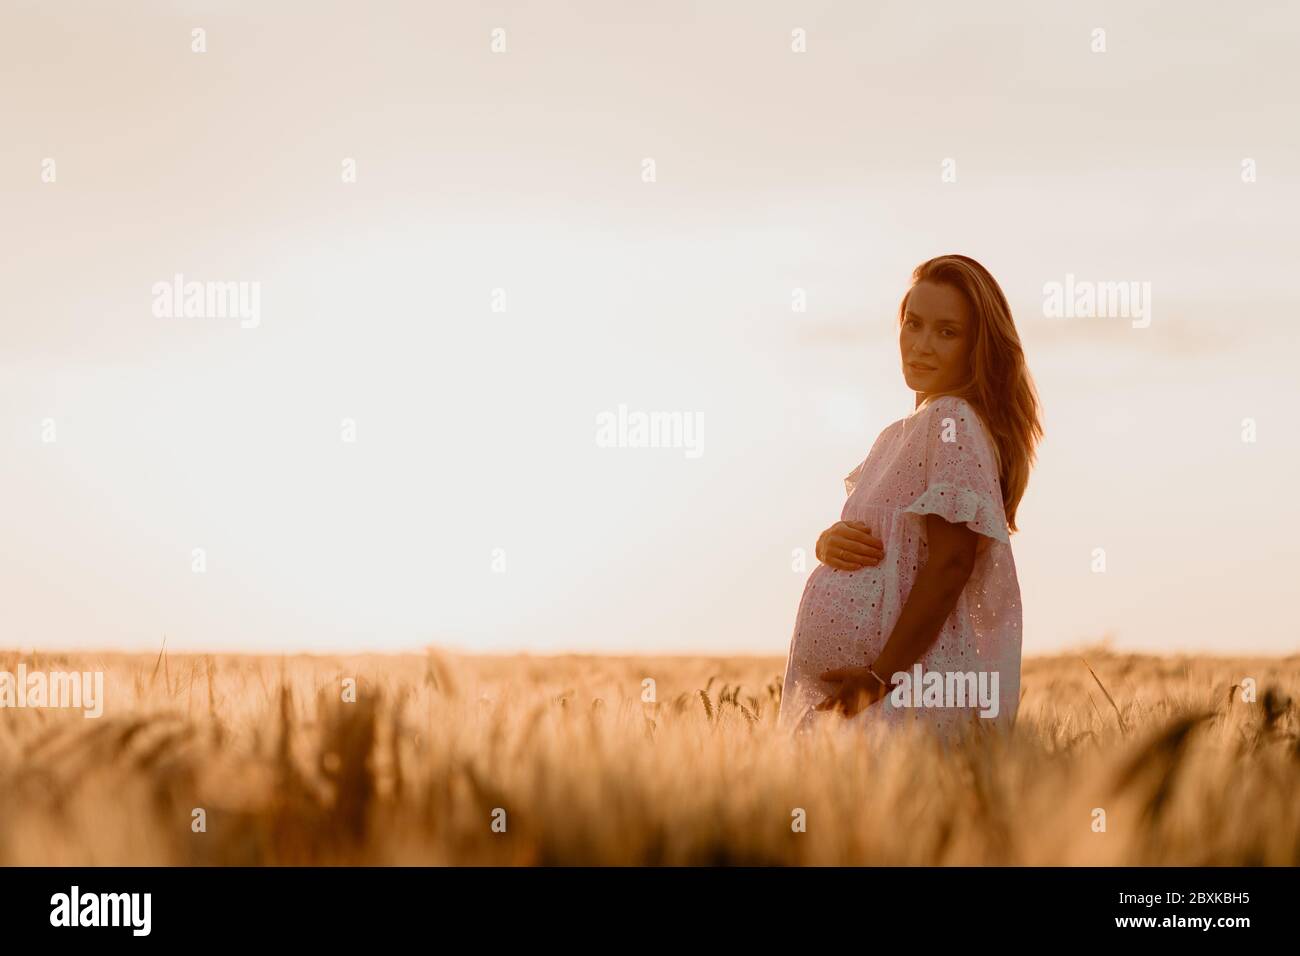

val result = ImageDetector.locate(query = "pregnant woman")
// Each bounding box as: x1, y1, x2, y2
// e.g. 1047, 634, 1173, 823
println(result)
778, 254, 1043, 745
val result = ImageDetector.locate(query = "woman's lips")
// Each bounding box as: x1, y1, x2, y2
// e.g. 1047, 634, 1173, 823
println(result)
908, 363, 936, 371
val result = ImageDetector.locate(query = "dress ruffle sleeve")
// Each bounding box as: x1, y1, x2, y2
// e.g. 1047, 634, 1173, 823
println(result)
900, 397, 1010, 545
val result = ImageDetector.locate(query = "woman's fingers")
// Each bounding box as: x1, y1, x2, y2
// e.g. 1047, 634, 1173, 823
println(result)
825, 555, 864, 571
830, 537, 879, 559
818, 520, 885, 569
837, 522, 885, 551
825, 545, 879, 569
830, 544, 883, 566
829, 524, 883, 558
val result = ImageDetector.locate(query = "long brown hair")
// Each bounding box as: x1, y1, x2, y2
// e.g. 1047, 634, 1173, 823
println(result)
898, 254, 1043, 533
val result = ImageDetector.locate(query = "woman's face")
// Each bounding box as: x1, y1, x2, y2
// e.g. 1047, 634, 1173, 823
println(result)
899, 279, 973, 398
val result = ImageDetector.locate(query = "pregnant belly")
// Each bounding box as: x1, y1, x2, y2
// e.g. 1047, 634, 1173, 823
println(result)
782, 563, 891, 728
793, 563, 890, 660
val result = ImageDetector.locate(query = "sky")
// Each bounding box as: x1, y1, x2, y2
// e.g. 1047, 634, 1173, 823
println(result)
2, 0, 1297, 657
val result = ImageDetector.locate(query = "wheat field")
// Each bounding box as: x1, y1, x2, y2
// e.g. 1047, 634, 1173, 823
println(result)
0, 647, 1296, 866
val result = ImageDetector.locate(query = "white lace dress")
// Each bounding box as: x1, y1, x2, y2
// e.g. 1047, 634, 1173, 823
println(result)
778, 395, 1023, 743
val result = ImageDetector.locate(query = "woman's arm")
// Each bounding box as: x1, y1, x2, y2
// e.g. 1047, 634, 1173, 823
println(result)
817, 513, 978, 716
870, 513, 978, 678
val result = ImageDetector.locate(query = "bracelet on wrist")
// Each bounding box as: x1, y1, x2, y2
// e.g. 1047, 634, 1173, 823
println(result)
866, 663, 889, 690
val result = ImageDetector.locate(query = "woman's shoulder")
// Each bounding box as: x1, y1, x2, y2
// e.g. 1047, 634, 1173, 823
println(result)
920, 393, 978, 421
918, 394, 992, 439
879, 395, 990, 455
909, 395, 1002, 468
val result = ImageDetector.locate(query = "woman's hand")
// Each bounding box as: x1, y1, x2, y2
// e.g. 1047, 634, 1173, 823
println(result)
815, 666, 891, 718
816, 521, 884, 571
